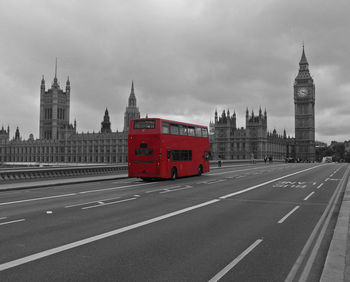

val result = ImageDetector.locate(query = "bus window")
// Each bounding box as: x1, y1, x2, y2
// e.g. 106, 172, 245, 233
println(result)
171, 150, 192, 161
172, 150, 179, 161
183, 126, 188, 135
195, 127, 202, 137
162, 122, 170, 134
134, 120, 156, 129
179, 125, 185, 135
202, 128, 208, 137
188, 127, 195, 136
170, 124, 179, 135
167, 150, 171, 159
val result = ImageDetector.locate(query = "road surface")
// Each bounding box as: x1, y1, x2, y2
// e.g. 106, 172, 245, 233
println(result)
0, 162, 348, 281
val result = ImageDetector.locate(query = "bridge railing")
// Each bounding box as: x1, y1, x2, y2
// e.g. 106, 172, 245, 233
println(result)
0, 165, 127, 182
0, 159, 286, 182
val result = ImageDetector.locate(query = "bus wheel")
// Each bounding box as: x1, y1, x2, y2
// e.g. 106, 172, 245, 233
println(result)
198, 165, 203, 176
171, 167, 177, 180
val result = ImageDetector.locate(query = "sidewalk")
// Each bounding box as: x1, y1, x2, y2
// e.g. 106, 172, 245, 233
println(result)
321, 173, 350, 281
0, 174, 128, 191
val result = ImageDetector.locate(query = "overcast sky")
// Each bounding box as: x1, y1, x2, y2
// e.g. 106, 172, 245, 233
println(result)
0, 0, 349, 144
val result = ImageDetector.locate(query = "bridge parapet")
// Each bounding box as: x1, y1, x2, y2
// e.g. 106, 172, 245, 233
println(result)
0, 165, 127, 182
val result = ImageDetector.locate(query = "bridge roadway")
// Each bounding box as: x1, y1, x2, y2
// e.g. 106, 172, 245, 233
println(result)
0, 163, 348, 281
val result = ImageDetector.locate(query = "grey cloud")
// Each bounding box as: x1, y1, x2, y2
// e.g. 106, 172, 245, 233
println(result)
0, 0, 349, 144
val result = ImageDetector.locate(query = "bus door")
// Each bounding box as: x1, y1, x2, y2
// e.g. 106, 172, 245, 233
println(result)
167, 149, 172, 176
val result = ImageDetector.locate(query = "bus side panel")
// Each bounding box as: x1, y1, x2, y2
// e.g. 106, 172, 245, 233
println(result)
161, 135, 209, 178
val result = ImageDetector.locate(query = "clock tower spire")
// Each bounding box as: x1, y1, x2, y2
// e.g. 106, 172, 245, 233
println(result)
294, 45, 315, 161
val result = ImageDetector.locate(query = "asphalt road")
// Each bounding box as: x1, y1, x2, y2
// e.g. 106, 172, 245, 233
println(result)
0, 162, 348, 281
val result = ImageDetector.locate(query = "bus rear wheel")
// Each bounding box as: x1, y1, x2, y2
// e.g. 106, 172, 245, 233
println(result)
171, 167, 177, 180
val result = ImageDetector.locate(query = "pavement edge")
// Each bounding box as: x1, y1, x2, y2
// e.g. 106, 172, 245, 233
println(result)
321, 165, 350, 282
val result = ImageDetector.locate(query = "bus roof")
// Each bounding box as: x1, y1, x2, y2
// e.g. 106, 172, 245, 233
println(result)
133, 118, 208, 128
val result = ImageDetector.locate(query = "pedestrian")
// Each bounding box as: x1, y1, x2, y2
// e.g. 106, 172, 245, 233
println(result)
251, 153, 255, 164
264, 155, 267, 164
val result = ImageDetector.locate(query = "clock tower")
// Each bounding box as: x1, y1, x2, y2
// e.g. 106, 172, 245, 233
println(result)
294, 46, 315, 161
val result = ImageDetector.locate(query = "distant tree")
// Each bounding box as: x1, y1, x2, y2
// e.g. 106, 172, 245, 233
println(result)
344, 152, 350, 163
315, 142, 348, 162
332, 143, 345, 161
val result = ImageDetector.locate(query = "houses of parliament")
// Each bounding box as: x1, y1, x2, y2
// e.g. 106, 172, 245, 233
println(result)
0, 65, 140, 164
210, 46, 315, 162
0, 46, 315, 164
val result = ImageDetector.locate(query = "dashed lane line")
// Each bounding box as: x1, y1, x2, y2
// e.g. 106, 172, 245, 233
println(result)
65, 196, 121, 208
278, 206, 300, 224
304, 192, 315, 201
316, 183, 324, 189
0, 193, 77, 206
220, 165, 323, 200
0, 182, 157, 207
0, 219, 26, 226
81, 197, 137, 210
77, 182, 157, 194
208, 239, 263, 282
0, 199, 219, 272
159, 185, 193, 194
207, 164, 287, 176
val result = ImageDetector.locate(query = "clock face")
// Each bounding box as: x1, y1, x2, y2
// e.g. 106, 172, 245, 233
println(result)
297, 87, 308, 97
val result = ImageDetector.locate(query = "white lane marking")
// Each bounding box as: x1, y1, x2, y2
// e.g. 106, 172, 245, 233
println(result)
208, 239, 263, 282
0, 199, 219, 272
146, 185, 182, 193
0, 182, 155, 207
278, 206, 300, 224
207, 164, 287, 176
146, 188, 164, 193
160, 185, 193, 194
65, 197, 121, 208
207, 179, 226, 185
0, 193, 76, 206
162, 185, 182, 190
197, 180, 226, 185
78, 182, 156, 194
312, 182, 317, 186
220, 165, 323, 200
325, 178, 329, 182
82, 197, 137, 210
304, 192, 315, 201
0, 219, 26, 226
316, 183, 324, 189
0, 217, 8, 221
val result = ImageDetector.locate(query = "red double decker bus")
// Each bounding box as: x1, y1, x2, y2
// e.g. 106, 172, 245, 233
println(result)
128, 118, 210, 180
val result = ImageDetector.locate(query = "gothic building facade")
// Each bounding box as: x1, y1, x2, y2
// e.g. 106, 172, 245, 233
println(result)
210, 108, 295, 160
0, 68, 140, 164
210, 47, 315, 161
